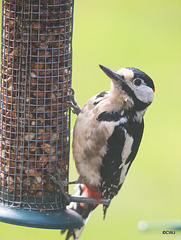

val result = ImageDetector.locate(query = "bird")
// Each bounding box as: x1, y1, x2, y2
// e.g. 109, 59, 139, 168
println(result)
63, 64, 155, 240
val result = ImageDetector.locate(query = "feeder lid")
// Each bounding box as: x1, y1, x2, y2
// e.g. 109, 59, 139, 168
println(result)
0, 204, 84, 229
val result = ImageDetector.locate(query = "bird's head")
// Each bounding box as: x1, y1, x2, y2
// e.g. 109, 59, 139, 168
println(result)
99, 64, 155, 111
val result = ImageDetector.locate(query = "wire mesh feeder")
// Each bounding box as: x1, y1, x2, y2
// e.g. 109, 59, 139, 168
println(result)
0, 0, 84, 229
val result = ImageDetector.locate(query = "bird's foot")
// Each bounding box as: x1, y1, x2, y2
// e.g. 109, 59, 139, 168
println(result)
50, 171, 70, 204
68, 88, 81, 115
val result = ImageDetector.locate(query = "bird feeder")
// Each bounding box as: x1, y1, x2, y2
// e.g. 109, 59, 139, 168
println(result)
0, 0, 83, 229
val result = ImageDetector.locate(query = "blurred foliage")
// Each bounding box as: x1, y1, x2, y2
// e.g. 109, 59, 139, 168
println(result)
1, 0, 181, 239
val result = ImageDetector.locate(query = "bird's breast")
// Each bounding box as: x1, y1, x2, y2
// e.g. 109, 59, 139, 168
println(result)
72, 108, 116, 187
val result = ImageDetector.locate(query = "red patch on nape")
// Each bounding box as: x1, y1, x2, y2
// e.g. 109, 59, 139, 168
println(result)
153, 87, 155, 92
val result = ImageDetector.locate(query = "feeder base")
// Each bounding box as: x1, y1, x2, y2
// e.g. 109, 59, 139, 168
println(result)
0, 204, 84, 229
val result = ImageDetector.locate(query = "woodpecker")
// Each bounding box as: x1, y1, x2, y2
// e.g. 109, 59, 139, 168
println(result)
63, 65, 155, 239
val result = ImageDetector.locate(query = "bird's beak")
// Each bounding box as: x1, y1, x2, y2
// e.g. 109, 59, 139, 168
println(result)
99, 65, 124, 82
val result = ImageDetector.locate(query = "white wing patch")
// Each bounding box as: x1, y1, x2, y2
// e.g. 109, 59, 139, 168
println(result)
119, 162, 131, 185
121, 130, 134, 162
119, 130, 134, 184
114, 117, 128, 126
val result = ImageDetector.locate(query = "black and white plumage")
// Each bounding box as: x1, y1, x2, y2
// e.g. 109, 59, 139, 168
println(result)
63, 65, 155, 240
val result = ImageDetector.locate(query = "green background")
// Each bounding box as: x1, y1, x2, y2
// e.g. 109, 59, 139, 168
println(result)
1, 0, 181, 239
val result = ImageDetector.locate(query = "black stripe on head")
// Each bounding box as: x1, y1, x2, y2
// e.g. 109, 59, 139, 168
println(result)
126, 67, 155, 92
120, 80, 150, 111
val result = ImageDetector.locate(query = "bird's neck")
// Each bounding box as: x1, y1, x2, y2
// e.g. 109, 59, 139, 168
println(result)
108, 85, 134, 111
109, 83, 149, 114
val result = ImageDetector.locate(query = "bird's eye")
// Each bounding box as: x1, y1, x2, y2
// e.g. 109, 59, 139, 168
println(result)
133, 78, 142, 86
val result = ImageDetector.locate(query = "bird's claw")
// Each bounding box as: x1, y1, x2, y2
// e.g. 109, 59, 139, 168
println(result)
50, 173, 70, 204
68, 88, 81, 115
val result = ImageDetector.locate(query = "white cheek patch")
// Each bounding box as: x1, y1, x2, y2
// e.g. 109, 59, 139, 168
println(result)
133, 85, 154, 103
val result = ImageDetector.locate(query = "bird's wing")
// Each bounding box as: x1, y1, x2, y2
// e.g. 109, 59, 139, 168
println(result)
100, 118, 144, 217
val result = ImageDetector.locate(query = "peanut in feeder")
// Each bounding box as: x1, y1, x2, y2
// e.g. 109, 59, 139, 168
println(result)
0, 0, 83, 229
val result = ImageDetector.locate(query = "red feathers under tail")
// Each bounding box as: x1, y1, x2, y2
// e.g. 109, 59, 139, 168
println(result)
61, 184, 100, 240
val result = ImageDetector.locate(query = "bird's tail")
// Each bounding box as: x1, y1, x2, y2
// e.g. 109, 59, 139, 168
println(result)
61, 184, 99, 240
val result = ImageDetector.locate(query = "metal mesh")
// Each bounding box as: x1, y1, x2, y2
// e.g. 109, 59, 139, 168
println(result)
0, 0, 74, 211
